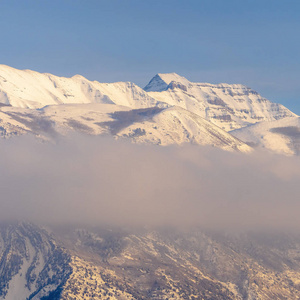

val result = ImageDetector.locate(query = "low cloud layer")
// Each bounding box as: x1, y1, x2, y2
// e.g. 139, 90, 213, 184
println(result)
0, 135, 300, 231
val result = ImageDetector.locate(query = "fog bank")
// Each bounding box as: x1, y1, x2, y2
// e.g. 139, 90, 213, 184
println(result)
0, 135, 299, 231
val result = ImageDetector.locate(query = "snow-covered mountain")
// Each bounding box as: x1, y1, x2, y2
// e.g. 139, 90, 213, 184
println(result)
145, 73, 296, 131
0, 65, 164, 109
1, 66, 300, 299
0, 64, 298, 154
1, 223, 300, 300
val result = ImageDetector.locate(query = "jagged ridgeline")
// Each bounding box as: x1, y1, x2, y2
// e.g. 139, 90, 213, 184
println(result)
0, 65, 299, 154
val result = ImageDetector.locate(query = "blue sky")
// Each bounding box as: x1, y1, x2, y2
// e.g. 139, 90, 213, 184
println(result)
1, 0, 300, 113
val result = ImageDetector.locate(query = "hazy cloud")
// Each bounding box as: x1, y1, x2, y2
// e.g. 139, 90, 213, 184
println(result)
0, 135, 300, 231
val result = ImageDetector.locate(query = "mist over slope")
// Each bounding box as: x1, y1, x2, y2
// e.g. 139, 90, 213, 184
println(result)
0, 136, 300, 299
0, 135, 299, 230
1, 65, 300, 299
2, 222, 300, 300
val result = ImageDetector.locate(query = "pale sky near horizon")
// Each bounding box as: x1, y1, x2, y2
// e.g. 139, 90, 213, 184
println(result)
1, 0, 300, 113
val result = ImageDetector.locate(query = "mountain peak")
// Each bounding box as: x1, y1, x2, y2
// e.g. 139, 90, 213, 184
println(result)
144, 73, 190, 92
157, 73, 190, 85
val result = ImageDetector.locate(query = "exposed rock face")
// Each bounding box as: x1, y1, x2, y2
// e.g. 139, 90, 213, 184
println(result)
0, 223, 71, 300
167, 81, 188, 92
1, 223, 300, 299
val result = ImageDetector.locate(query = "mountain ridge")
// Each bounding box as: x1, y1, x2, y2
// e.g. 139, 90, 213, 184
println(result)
0, 64, 298, 154
1, 222, 300, 300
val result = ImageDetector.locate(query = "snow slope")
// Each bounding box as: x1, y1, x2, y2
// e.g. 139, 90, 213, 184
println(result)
0, 65, 164, 109
0, 103, 251, 152
231, 117, 300, 155
145, 73, 296, 131
114, 106, 251, 152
